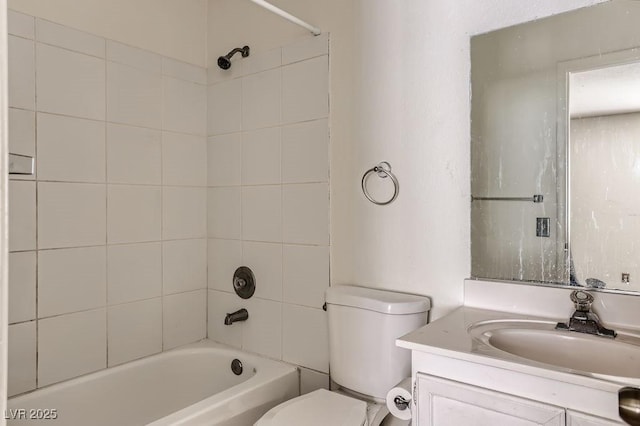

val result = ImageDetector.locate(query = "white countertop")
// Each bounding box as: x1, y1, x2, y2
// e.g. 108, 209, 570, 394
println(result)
397, 305, 640, 391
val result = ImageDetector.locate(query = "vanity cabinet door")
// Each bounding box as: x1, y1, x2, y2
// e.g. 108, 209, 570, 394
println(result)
416, 373, 565, 426
566, 410, 624, 426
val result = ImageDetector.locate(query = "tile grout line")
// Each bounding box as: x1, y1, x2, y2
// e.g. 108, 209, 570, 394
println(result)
160, 58, 165, 352
34, 28, 39, 390
104, 38, 109, 370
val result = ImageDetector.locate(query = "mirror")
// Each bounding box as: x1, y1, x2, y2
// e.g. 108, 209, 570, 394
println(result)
470, 1, 640, 292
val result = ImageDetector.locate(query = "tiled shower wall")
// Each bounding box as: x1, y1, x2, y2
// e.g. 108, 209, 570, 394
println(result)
206, 35, 331, 392
7, 11, 208, 396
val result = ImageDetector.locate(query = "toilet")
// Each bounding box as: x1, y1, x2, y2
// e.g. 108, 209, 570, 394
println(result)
256, 285, 430, 426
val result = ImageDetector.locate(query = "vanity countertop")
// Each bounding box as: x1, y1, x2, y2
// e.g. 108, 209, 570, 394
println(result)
397, 305, 640, 392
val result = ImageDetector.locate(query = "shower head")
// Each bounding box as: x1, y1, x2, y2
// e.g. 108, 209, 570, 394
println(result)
217, 46, 250, 70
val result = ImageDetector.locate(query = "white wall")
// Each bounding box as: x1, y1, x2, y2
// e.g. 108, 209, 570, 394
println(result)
210, 0, 605, 319
8, 0, 207, 66
353, 1, 614, 320
206, 36, 331, 391
207, 0, 356, 310
7, 11, 208, 396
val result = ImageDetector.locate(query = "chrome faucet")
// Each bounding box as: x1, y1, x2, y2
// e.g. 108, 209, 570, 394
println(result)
555, 290, 616, 338
224, 308, 249, 325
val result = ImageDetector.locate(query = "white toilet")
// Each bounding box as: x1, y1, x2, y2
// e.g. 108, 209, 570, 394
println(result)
256, 285, 431, 426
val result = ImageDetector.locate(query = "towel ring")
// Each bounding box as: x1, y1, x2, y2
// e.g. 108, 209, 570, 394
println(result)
361, 162, 399, 205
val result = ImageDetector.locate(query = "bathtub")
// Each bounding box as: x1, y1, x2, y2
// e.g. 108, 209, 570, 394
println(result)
7, 340, 298, 425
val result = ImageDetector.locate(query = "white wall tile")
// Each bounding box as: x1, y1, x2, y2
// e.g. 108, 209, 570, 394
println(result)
107, 243, 162, 305
282, 305, 328, 373
8, 35, 35, 110
283, 245, 329, 309
208, 62, 242, 85
163, 57, 206, 84
300, 367, 330, 395
39, 309, 107, 387
282, 56, 328, 124
207, 187, 242, 239
242, 128, 280, 185
107, 124, 162, 185
107, 61, 162, 128
36, 43, 105, 120
163, 290, 206, 349
8, 322, 36, 396
37, 113, 106, 183
242, 47, 281, 75
163, 239, 207, 295
163, 77, 207, 136
242, 68, 281, 131
8, 10, 35, 39
208, 239, 242, 292
108, 298, 162, 366
163, 187, 207, 239
107, 185, 161, 244
282, 33, 329, 65
243, 298, 282, 359
208, 290, 243, 348
242, 186, 282, 242
106, 41, 162, 73
8, 252, 36, 324
208, 79, 242, 136
38, 247, 106, 318
162, 132, 207, 186
36, 19, 105, 57
9, 181, 36, 252
38, 182, 106, 249
208, 133, 241, 186
282, 183, 329, 245
8, 109, 36, 180
243, 242, 282, 302
282, 119, 329, 184
9, 108, 36, 157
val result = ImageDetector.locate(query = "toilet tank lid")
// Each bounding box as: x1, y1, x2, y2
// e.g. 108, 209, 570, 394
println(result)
325, 285, 431, 315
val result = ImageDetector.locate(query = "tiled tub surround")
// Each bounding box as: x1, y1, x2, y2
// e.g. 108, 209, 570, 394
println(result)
8, 10, 331, 398
8, 11, 208, 396
207, 34, 331, 393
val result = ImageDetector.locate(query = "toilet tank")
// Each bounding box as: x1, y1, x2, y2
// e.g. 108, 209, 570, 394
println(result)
325, 286, 430, 401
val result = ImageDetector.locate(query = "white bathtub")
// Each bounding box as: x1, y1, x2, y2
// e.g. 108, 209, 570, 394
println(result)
7, 341, 298, 425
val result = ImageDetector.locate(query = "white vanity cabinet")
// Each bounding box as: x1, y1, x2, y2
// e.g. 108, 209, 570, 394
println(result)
415, 373, 625, 426
411, 352, 626, 426
566, 411, 625, 426
416, 373, 565, 425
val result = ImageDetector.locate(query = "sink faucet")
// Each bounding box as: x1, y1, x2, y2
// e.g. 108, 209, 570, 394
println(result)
224, 308, 249, 325
555, 290, 616, 338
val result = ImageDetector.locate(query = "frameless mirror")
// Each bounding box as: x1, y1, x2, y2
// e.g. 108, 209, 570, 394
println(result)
470, 1, 640, 292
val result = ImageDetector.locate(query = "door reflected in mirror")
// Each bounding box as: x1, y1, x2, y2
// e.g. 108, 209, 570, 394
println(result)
569, 61, 640, 291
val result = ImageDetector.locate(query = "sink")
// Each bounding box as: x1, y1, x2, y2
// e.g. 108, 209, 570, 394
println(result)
469, 320, 640, 380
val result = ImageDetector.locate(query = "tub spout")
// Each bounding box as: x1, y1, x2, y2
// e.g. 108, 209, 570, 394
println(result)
224, 309, 248, 325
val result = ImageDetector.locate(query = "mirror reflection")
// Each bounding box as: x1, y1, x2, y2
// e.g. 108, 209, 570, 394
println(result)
470, 1, 640, 292
569, 61, 640, 291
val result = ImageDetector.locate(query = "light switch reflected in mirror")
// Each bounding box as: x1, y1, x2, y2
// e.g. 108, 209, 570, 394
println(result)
470, 0, 640, 293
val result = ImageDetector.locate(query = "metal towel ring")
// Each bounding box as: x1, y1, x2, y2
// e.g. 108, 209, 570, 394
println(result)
361, 162, 399, 205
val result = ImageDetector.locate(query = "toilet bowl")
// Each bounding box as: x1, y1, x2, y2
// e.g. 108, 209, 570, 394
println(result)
256, 389, 386, 426
255, 285, 430, 426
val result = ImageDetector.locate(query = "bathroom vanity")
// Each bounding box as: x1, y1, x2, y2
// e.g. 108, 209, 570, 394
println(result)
398, 280, 640, 426
411, 3, 640, 423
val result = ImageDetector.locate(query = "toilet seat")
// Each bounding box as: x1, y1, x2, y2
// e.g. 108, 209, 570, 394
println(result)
256, 389, 368, 426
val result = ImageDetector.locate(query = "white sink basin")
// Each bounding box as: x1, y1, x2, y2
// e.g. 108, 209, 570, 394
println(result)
470, 320, 640, 379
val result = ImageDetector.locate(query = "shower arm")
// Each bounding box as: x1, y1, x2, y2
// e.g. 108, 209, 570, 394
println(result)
225, 47, 249, 59
248, 0, 321, 36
